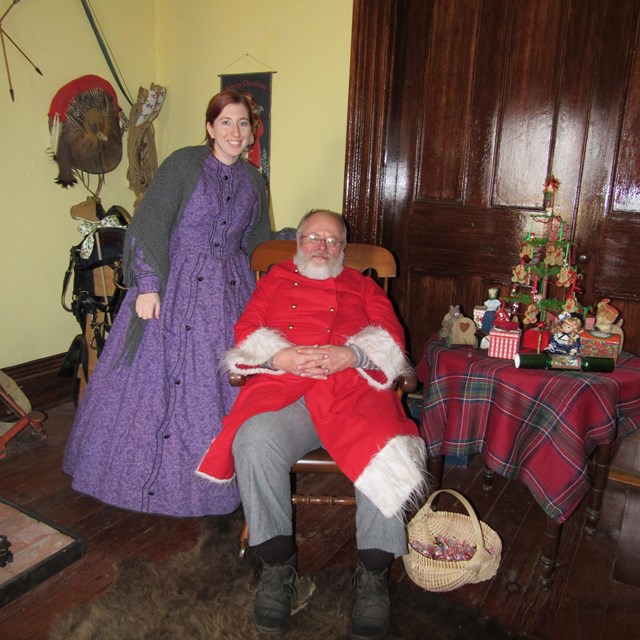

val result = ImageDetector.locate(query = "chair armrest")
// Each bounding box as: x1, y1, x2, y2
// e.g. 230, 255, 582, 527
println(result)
396, 372, 417, 394
228, 372, 247, 387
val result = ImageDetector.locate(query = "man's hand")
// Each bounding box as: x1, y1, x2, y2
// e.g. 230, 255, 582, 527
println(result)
272, 344, 356, 379
136, 292, 161, 320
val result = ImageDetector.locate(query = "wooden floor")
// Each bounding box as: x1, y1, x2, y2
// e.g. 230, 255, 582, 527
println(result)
0, 402, 639, 639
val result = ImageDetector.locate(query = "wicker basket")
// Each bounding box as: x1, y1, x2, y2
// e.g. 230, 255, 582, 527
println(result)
403, 489, 502, 592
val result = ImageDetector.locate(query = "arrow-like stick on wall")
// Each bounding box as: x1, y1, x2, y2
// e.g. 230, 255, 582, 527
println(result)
0, 0, 43, 102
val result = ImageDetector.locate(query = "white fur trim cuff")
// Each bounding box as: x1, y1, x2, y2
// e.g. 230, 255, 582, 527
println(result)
224, 327, 292, 375
354, 435, 428, 518
195, 469, 237, 485
346, 326, 413, 390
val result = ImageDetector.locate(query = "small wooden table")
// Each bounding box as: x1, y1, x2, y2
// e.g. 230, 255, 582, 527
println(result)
417, 339, 640, 586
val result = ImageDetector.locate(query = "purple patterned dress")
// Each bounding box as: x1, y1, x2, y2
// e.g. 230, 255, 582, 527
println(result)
63, 153, 260, 516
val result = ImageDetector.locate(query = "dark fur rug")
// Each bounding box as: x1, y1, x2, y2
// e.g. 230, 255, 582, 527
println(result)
49, 511, 528, 640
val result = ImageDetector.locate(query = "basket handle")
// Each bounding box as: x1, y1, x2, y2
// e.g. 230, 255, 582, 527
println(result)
424, 489, 491, 555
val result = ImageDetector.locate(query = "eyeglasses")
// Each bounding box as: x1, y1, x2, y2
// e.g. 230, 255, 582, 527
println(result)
301, 233, 344, 248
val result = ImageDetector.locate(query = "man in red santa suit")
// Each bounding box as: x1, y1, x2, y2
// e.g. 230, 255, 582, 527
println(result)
197, 209, 427, 639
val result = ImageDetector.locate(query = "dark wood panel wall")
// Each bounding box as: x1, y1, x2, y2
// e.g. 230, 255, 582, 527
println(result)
343, 0, 400, 244
344, 0, 640, 360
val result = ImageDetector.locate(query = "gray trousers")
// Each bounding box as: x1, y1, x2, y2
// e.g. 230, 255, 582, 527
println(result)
232, 396, 408, 557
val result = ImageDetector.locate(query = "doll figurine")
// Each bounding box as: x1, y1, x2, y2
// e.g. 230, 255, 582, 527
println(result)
545, 312, 584, 356
480, 288, 501, 333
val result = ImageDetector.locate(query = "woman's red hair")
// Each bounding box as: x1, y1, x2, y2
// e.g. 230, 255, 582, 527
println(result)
204, 90, 254, 148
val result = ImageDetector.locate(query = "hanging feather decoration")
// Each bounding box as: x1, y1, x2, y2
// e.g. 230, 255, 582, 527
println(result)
47, 74, 124, 188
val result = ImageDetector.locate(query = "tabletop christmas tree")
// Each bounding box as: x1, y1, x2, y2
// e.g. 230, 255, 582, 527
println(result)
507, 176, 585, 330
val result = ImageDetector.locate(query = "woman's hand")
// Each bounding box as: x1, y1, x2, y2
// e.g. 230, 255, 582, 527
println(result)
135, 292, 161, 320
272, 345, 355, 379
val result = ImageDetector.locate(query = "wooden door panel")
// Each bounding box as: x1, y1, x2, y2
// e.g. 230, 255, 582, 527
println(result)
405, 272, 455, 351
406, 269, 496, 361
493, 0, 565, 208
572, 0, 640, 341
416, 0, 479, 203
598, 218, 640, 298
407, 205, 527, 279
346, 0, 640, 359
398, 0, 565, 356
549, 0, 603, 233
615, 71, 640, 214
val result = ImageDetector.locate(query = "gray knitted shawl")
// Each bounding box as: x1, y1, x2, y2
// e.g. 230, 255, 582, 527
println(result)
120, 145, 270, 360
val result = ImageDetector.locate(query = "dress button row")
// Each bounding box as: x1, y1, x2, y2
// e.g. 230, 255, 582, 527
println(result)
229, 280, 236, 285
197, 276, 204, 281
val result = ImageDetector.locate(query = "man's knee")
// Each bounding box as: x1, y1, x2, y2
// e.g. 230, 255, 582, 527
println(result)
232, 418, 265, 464
232, 414, 293, 473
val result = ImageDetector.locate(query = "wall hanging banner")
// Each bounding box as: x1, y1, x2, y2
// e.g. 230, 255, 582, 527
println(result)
220, 72, 273, 185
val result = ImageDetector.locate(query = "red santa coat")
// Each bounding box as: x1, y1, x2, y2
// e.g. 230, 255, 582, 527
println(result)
197, 260, 427, 518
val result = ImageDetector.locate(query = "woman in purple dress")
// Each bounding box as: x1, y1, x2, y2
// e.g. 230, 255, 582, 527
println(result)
63, 90, 271, 516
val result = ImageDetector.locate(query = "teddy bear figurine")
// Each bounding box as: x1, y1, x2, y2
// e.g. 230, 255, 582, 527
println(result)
439, 305, 461, 340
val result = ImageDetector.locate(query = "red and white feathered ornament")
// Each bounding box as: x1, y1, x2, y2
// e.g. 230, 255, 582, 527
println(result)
48, 75, 125, 188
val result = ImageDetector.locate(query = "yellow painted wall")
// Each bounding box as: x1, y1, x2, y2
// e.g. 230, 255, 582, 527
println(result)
0, 0, 353, 368
155, 0, 353, 227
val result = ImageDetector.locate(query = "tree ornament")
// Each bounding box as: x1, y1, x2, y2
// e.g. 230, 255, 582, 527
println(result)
511, 262, 528, 284
523, 303, 539, 325
520, 240, 535, 260
545, 242, 565, 267
556, 264, 576, 288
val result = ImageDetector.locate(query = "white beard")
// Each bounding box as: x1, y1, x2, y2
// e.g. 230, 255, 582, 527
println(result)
293, 248, 345, 280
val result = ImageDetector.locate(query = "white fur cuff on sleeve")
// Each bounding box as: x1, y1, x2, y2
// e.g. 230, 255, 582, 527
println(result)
346, 326, 413, 390
223, 327, 292, 376
355, 435, 428, 518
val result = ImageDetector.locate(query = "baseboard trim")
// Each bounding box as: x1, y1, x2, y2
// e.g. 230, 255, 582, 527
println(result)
2, 353, 74, 413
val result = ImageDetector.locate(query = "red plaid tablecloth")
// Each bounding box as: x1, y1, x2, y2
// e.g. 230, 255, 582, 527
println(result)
417, 339, 640, 522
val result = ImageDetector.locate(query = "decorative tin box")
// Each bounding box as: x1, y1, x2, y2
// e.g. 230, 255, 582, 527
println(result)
488, 328, 522, 360
579, 330, 621, 359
